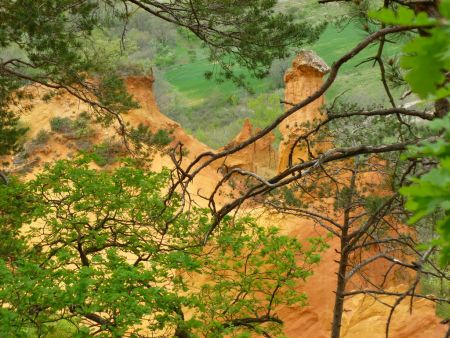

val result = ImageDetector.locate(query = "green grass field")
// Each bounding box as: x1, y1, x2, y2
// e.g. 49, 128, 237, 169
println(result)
162, 42, 273, 107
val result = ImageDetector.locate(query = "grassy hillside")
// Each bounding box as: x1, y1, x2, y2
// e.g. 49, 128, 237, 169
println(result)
157, 23, 399, 147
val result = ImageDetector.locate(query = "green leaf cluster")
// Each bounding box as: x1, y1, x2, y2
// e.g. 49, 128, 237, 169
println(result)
0, 156, 326, 337
401, 115, 450, 264
370, 0, 450, 264
370, 0, 450, 99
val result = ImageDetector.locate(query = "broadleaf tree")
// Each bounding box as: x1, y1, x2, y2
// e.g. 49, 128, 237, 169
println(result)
0, 156, 327, 337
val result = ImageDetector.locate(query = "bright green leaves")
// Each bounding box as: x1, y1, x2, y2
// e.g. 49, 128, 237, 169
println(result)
0, 177, 34, 260
381, 0, 450, 264
401, 25, 450, 99
370, 0, 450, 99
197, 220, 328, 336
401, 115, 450, 264
370, 6, 436, 26
0, 156, 325, 337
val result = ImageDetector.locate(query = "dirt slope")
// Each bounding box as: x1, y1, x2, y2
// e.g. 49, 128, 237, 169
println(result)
262, 212, 446, 338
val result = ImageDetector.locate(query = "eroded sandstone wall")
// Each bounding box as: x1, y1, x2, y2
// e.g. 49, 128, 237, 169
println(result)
221, 118, 277, 177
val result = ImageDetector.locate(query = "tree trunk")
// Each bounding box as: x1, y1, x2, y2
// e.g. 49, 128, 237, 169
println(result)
331, 247, 349, 338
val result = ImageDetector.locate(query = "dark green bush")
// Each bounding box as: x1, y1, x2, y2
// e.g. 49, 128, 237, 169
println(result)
129, 123, 153, 148
32, 130, 50, 145
129, 124, 172, 148
50, 117, 72, 133
282, 187, 302, 207
92, 140, 124, 167
50, 114, 94, 139
151, 129, 172, 147
73, 113, 94, 139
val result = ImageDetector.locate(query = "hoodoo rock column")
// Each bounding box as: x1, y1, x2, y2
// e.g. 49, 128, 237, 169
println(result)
277, 51, 330, 173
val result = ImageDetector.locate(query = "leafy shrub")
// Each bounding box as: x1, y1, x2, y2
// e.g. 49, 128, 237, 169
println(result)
154, 45, 176, 67
92, 139, 124, 166
129, 124, 173, 149
32, 130, 50, 145
282, 187, 302, 207
129, 123, 154, 148
50, 114, 94, 139
50, 117, 72, 133
23, 319, 76, 338
72, 113, 94, 139
151, 129, 172, 147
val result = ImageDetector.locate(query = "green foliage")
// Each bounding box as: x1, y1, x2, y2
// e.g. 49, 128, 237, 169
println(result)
72, 113, 94, 139
162, 0, 321, 80
0, 80, 28, 158
129, 123, 154, 149
154, 45, 177, 67
374, 0, 450, 264
97, 73, 140, 116
0, 0, 143, 123
33, 130, 50, 145
401, 115, 450, 264
0, 156, 325, 336
50, 114, 94, 139
23, 320, 77, 338
364, 195, 389, 216
370, 6, 436, 26
91, 140, 124, 167
0, 178, 30, 260
0, 108, 28, 158
402, 28, 450, 99
0, 0, 322, 138
248, 93, 283, 144
421, 271, 450, 319
129, 124, 173, 149
371, 0, 450, 99
151, 129, 173, 147
50, 117, 73, 133
282, 187, 302, 208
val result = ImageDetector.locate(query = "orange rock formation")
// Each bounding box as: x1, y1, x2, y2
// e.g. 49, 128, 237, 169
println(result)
10, 75, 226, 205
221, 118, 277, 177
278, 50, 330, 172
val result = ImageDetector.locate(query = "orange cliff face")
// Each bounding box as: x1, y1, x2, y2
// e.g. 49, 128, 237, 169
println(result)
223, 51, 330, 178
9, 75, 228, 206
123, 76, 213, 160
278, 50, 330, 172
220, 118, 277, 177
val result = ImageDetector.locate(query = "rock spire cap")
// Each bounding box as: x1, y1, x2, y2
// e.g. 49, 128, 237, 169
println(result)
291, 50, 330, 74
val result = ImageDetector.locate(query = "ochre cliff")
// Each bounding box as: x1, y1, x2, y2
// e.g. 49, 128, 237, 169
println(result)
11, 75, 227, 206
220, 118, 277, 177
263, 205, 446, 338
